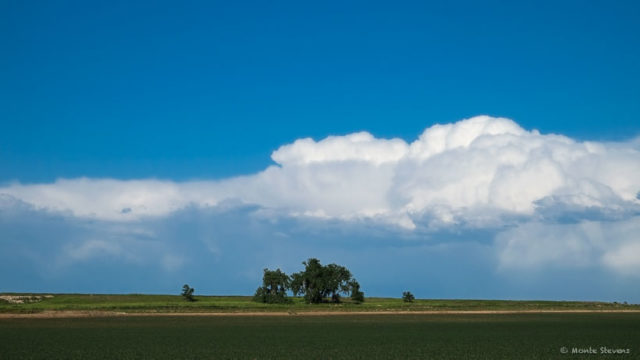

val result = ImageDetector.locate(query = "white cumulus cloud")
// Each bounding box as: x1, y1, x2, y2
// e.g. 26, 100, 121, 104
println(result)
271, 131, 408, 165
496, 216, 640, 276
2, 115, 640, 289
1, 115, 639, 229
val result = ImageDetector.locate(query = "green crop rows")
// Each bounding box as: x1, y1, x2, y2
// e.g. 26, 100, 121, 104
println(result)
1, 313, 638, 359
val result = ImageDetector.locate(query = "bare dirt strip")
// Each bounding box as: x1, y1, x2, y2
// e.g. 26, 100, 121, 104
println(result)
2, 310, 640, 319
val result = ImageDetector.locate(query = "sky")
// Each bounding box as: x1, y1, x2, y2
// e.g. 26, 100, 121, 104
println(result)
1, 0, 640, 301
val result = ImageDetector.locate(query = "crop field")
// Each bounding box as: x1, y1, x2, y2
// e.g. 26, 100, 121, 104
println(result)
1, 313, 638, 359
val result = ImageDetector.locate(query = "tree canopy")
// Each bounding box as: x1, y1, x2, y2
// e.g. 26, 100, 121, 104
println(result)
253, 258, 364, 304
181, 284, 195, 301
350, 280, 364, 304
402, 291, 415, 303
291, 259, 352, 303
253, 268, 291, 304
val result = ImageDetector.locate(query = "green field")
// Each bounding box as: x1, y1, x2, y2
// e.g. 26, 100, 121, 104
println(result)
1, 313, 638, 359
2, 294, 638, 359
1, 293, 639, 313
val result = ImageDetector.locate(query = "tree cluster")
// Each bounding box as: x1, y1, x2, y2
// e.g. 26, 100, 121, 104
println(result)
253, 258, 364, 304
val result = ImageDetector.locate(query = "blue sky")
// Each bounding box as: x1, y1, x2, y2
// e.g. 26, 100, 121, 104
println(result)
2, 0, 639, 182
1, 1, 640, 301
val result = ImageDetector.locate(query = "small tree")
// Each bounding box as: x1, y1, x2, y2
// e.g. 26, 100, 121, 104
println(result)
350, 280, 364, 304
181, 284, 195, 301
253, 268, 292, 304
402, 291, 415, 303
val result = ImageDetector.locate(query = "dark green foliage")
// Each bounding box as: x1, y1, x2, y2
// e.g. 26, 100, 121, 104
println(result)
1, 314, 639, 359
181, 284, 195, 302
253, 268, 292, 304
290, 258, 363, 304
402, 291, 415, 303
350, 281, 364, 303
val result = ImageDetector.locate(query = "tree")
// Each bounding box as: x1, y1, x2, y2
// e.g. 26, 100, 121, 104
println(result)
253, 268, 292, 304
402, 291, 415, 303
290, 258, 364, 304
181, 284, 195, 301
290, 258, 324, 304
350, 280, 364, 304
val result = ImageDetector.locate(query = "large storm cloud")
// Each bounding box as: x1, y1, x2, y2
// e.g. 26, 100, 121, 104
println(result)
1, 116, 639, 299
